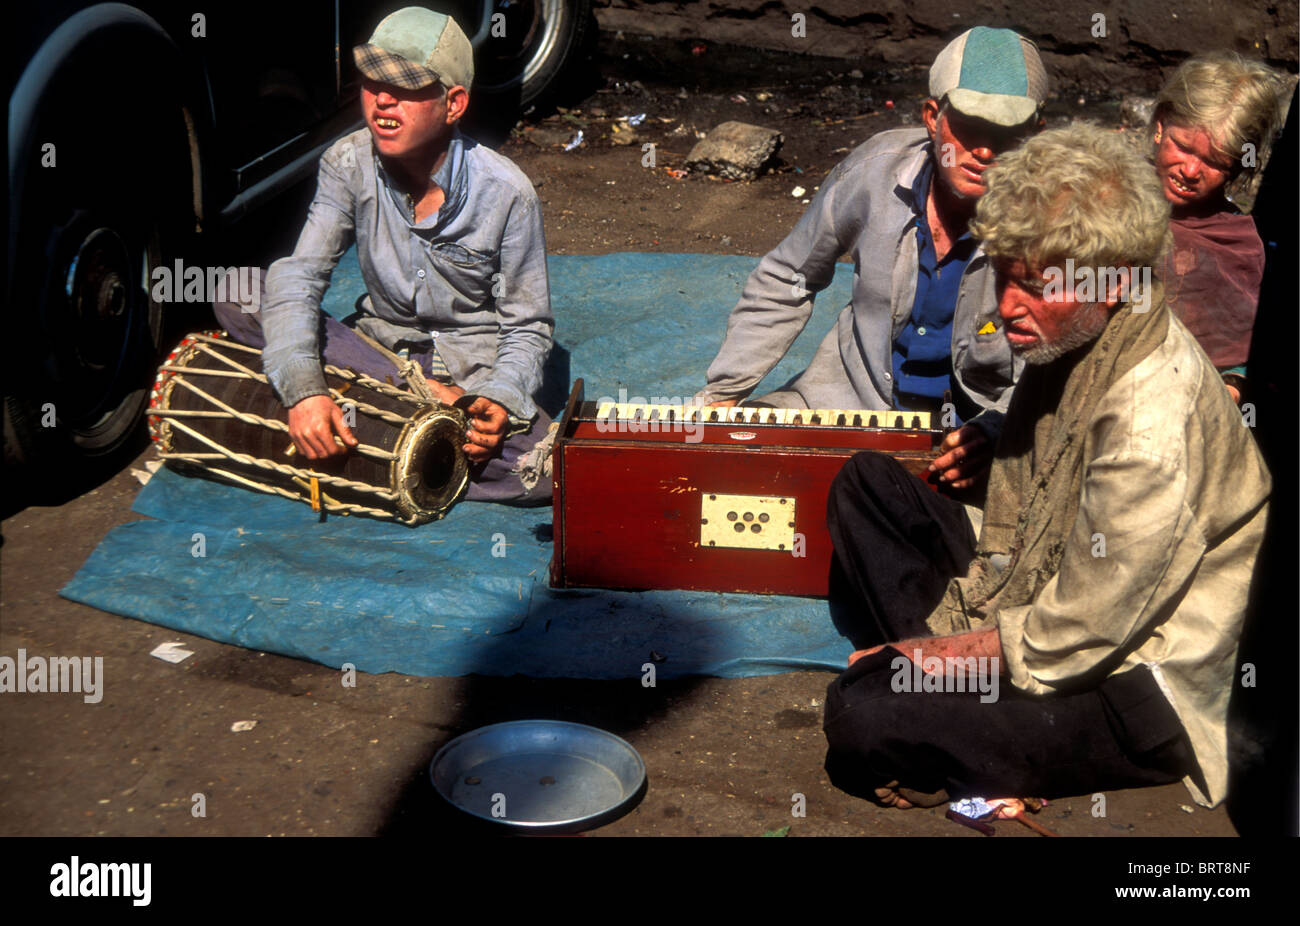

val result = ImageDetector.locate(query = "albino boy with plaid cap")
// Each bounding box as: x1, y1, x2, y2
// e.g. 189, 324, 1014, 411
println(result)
215, 7, 555, 504
697, 27, 1050, 494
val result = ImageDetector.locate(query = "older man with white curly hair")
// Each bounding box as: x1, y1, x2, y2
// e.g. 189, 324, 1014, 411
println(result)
821, 123, 1271, 811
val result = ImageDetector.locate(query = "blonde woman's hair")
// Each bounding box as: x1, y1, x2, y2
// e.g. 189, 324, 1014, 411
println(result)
971, 123, 1170, 273
1153, 51, 1287, 179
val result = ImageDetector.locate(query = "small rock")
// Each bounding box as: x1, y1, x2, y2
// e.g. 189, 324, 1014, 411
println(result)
820, 84, 843, 97
791, 185, 806, 198
525, 125, 574, 148
849, 69, 864, 79
230, 720, 258, 732
756, 91, 772, 102
589, 106, 607, 118
1179, 804, 1195, 814
610, 122, 638, 146
1120, 95, 1157, 127
686, 121, 784, 181
720, 235, 732, 247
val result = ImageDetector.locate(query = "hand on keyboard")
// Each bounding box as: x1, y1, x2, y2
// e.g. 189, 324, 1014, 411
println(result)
927, 424, 992, 491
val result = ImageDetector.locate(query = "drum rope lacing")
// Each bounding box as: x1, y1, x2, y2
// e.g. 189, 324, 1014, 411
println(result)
151, 334, 453, 523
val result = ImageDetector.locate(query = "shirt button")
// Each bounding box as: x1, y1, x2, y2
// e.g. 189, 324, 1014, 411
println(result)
417, 269, 426, 279
917, 326, 927, 336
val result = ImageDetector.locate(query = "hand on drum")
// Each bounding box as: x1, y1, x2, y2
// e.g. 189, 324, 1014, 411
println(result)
461, 397, 508, 462
424, 379, 507, 463
288, 395, 359, 459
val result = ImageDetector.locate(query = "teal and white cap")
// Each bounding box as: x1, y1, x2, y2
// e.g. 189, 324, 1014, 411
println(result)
929, 27, 1049, 127
354, 7, 474, 91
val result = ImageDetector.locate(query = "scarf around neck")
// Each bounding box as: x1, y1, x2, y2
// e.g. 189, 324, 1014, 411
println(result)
928, 285, 1171, 633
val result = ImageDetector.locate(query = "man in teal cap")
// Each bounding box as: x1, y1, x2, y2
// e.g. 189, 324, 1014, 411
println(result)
215, 7, 555, 503
697, 27, 1050, 493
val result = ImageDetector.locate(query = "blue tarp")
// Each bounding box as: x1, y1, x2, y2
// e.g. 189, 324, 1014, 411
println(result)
61, 252, 856, 679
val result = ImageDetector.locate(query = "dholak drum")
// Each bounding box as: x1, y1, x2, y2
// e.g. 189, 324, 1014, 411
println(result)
148, 332, 469, 524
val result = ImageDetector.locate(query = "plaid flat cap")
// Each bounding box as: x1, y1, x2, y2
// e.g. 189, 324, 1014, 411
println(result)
353, 7, 474, 91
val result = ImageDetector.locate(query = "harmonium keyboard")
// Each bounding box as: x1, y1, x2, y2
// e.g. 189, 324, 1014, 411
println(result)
550, 379, 945, 597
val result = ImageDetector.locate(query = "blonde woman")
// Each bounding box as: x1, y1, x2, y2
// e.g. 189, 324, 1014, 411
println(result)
1152, 52, 1287, 403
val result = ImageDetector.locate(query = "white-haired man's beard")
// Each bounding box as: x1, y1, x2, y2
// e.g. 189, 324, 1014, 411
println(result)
1018, 303, 1111, 365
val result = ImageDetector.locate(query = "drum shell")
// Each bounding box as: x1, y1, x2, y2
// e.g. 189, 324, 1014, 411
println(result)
149, 334, 468, 523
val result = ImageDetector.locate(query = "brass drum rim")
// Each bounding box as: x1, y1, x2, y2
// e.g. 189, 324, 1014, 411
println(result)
391, 406, 470, 524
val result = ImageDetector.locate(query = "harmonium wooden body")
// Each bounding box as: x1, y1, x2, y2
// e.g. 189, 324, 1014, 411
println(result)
550, 380, 944, 597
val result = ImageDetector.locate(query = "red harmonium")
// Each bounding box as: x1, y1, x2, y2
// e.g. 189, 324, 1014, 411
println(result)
550, 380, 943, 597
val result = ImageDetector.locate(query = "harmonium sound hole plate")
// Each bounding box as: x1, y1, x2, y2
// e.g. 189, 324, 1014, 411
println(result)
700, 493, 796, 551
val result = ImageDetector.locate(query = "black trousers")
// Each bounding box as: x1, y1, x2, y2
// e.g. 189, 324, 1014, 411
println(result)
822, 452, 1201, 800
826, 450, 977, 650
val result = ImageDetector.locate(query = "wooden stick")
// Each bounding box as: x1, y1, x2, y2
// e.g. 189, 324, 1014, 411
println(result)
945, 809, 995, 836
1013, 814, 1061, 838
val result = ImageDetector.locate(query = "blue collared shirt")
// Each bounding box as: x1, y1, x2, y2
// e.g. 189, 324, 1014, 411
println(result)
261, 127, 553, 420
891, 158, 978, 410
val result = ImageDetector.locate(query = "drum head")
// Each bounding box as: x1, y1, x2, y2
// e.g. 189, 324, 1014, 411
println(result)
394, 407, 470, 522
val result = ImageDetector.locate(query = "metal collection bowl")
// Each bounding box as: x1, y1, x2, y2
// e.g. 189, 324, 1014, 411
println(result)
429, 720, 648, 834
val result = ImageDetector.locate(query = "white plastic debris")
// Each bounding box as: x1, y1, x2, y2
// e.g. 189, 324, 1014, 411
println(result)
950, 797, 996, 819
1179, 804, 1195, 814
626, 113, 646, 126
563, 130, 584, 151
230, 720, 258, 733
791, 186, 806, 198
150, 641, 194, 664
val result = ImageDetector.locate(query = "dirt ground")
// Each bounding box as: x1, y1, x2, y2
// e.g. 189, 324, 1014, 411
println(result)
0, 31, 1260, 845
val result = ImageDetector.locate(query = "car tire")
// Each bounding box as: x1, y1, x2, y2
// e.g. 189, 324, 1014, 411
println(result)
474, 0, 594, 110
5, 94, 185, 495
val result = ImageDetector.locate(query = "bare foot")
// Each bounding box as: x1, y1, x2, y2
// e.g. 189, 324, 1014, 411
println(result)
873, 783, 914, 809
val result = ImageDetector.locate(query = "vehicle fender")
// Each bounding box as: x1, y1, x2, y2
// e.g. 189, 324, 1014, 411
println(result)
8, 3, 207, 293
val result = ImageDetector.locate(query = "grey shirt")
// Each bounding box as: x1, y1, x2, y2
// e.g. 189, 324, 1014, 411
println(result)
261, 127, 553, 421
697, 127, 1021, 437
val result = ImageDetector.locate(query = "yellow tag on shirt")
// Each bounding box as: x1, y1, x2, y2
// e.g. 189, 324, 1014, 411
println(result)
977, 321, 997, 335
